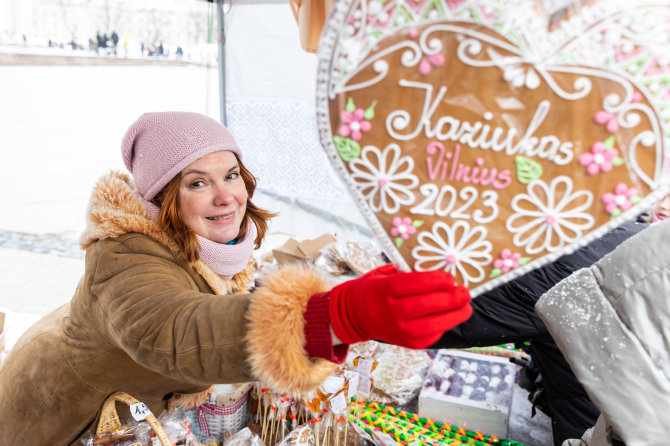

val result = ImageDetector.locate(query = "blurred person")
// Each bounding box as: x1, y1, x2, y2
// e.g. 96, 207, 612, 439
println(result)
0, 111, 472, 444
431, 218, 648, 446
648, 192, 670, 223
111, 31, 119, 56
432, 191, 670, 444
537, 217, 670, 445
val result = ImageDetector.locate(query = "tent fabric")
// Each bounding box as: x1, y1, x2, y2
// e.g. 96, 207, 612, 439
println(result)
222, 1, 368, 237
227, 97, 352, 210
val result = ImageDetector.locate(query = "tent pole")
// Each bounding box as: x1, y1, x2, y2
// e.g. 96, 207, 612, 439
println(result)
216, 0, 227, 125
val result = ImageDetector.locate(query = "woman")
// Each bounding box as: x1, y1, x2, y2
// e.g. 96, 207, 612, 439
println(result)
648, 192, 670, 223
0, 111, 472, 444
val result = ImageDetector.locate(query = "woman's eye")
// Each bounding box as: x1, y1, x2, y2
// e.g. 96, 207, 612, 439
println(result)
190, 180, 205, 188
227, 172, 240, 180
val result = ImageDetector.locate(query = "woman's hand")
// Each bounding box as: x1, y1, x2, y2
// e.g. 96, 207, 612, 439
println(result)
328, 264, 472, 349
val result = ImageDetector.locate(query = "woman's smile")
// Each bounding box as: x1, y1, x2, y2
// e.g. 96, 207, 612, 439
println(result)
206, 211, 237, 222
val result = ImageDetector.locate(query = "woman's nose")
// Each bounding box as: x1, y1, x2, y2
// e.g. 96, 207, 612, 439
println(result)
212, 183, 234, 205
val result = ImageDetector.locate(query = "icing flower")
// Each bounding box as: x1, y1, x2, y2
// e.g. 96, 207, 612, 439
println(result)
503, 64, 540, 89
579, 136, 623, 175
412, 221, 493, 287
601, 183, 642, 218
506, 176, 595, 255
350, 144, 419, 214
419, 53, 445, 75
594, 93, 642, 132
446, 0, 467, 9
338, 98, 376, 142
594, 109, 619, 133
494, 249, 520, 272
365, 0, 388, 24
391, 217, 423, 247
490, 249, 530, 278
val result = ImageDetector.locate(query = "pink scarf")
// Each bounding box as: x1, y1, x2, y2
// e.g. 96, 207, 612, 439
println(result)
137, 192, 255, 280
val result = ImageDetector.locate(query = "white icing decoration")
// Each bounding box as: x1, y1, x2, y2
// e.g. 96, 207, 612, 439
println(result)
410, 184, 499, 224
412, 220, 493, 286
335, 41, 421, 96
349, 143, 419, 213
353, 23, 665, 183
386, 82, 575, 167
596, 93, 664, 188
314, 0, 670, 296
506, 176, 595, 255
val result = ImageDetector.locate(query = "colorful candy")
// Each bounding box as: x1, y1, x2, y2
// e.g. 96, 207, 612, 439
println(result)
349, 400, 527, 446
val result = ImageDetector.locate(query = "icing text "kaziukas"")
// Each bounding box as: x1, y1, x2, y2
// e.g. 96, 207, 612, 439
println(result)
386, 80, 575, 166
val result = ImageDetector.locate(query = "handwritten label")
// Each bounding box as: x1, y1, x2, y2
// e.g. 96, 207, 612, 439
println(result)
357, 376, 372, 396
345, 371, 360, 400
353, 358, 375, 377
130, 402, 152, 421
329, 391, 348, 414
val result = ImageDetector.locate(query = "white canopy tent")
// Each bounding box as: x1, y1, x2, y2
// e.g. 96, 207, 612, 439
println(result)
208, 0, 372, 244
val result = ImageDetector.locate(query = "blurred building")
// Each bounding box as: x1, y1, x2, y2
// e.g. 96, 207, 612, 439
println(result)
0, 0, 211, 51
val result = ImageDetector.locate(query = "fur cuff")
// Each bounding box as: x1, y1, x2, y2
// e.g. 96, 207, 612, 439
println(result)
167, 386, 214, 412
246, 264, 337, 394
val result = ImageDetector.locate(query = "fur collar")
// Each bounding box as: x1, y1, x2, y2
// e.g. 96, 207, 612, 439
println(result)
79, 171, 255, 295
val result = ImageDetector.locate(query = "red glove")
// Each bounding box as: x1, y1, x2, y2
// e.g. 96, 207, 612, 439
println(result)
328, 264, 472, 349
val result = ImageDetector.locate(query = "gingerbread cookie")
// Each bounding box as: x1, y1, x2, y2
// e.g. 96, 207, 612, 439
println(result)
316, 0, 670, 295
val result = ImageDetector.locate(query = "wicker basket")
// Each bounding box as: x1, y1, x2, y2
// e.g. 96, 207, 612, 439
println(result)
184, 383, 251, 442
97, 392, 172, 446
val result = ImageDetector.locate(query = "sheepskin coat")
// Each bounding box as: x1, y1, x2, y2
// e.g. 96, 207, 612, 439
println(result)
536, 219, 670, 446
0, 171, 337, 445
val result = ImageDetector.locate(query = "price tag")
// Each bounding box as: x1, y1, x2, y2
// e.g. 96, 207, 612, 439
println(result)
322, 375, 345, 394
130, 402, 152, 421
353, 358, 376, 377
345, 372, 359, 400
329, 391, 347, 414
357, 376, 372, 396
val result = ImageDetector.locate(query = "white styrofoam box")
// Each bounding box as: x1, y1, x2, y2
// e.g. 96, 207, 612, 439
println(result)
418, 349, 519, 438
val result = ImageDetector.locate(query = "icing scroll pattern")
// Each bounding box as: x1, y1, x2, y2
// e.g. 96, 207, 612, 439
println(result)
316, 0, 670, 295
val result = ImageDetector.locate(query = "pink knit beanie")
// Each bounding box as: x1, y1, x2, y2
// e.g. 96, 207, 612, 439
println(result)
121, 111, 242, 201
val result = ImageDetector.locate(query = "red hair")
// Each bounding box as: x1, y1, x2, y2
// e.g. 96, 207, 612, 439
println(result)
153, 154, 277, 263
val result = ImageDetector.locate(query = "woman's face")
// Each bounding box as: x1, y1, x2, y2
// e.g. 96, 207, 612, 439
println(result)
178, 150, 248, 244
653, 194, 670, 222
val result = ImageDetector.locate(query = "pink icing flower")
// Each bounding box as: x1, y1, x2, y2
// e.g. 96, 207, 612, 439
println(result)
594, 109, 619, 133
594, 94, 642, 132
579, 141, 620, 175
446, 0, 467, 9
419, 53, 445, 75
601, 183, 640, 216
493, 249, 521, 273
390, 216, 417, 240
338, 108, 371, 141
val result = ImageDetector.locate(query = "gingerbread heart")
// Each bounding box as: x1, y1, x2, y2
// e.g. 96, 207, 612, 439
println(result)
316, 0, 670, 295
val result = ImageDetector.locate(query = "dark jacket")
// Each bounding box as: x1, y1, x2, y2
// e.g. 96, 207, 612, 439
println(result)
431, 219, 647, 445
